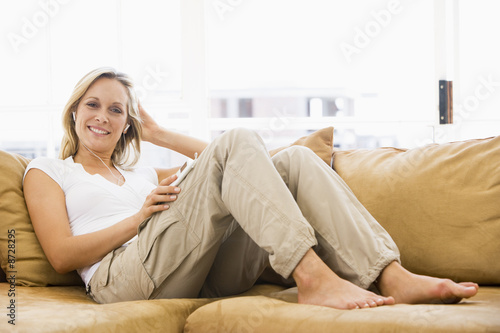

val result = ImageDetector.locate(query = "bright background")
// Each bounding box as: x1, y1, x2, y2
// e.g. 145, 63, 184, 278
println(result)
0, 0, 499, 168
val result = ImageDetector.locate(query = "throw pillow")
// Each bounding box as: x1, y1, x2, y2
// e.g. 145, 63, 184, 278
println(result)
269, 127, 334, 165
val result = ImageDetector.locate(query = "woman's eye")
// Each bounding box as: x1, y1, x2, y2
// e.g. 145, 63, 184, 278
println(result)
87, 102, 97, 108
111, 108, 122, 114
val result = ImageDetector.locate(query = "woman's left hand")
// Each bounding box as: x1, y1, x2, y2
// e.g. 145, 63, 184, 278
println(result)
138, 103, 161, 143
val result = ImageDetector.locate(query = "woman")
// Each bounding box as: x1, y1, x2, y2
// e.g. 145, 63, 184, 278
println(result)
24, 67, 478, 309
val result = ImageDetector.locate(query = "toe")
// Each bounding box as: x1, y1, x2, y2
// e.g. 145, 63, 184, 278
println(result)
459, 282, 479, 292
346, 301, 359, 310
384, 296, 396, 305
356, 301, 370, 309
439, 280, 470, 303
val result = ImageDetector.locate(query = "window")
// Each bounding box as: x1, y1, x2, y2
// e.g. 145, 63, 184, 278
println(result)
456, 0, 500, 140
205, 0, 437, 149
1, 0, 498, 165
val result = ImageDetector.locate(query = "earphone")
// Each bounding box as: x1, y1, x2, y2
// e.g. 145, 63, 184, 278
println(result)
72, 112, 130, 133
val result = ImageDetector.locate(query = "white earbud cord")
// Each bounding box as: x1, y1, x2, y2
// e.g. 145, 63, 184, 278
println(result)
79, 141, 124, 186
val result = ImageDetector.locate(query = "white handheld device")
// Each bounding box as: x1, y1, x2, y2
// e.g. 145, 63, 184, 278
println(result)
171, 153, 198, 186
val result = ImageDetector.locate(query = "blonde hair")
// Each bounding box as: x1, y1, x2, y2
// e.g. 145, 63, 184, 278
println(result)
59, 67, 142, 168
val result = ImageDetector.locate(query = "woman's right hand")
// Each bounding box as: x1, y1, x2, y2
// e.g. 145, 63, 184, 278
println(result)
135, 174, 181, 222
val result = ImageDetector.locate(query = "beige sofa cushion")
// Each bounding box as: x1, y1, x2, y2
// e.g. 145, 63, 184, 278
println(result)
332, 136, 500, 284
184, 287, 500, 333
0, 283, 211, 332
0, 150, 83, 286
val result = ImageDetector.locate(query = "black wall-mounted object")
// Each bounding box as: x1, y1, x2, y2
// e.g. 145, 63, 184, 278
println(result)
439, 80, 453, 124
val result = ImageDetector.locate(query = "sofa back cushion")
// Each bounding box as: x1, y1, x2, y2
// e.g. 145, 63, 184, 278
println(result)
333, 136, 500, 284
0, 150, 83, 286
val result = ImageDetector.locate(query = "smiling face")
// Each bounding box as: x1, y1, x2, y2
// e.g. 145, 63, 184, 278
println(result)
74, 77, 130, 156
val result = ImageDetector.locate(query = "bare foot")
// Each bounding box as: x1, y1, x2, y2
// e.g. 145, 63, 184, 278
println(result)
293, 249, 395, 310
377, 261, 479, 304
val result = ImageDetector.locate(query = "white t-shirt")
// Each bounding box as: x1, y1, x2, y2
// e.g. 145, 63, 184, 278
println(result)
24, 156, 158, 286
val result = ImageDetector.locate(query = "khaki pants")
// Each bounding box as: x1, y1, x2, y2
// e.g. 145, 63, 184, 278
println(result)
88, 128, 400, 303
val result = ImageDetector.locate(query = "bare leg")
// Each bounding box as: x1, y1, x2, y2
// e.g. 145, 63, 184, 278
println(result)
293, 249, 395, 309
377, 261, 479, 304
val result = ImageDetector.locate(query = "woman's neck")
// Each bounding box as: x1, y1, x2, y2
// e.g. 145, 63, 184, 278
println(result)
73, 143, 125, 186
74, 143, 114, 169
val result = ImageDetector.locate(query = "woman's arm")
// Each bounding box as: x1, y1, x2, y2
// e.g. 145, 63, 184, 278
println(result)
24, 168, 176, 274
139, 104, 209, 182
139, 104, 208, 159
